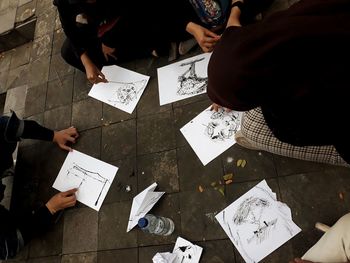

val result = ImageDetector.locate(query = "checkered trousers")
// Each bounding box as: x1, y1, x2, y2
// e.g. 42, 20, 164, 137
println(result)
240, 107, 349, 167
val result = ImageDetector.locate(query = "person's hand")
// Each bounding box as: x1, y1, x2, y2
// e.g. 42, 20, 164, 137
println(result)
186, 22, 220, 53
80, 52, 108, 84
46, 188, 77, 214
210, 103, 232, 112
289, 258, 316, 263
102, 43, 117, 61
53, 126, 79, 151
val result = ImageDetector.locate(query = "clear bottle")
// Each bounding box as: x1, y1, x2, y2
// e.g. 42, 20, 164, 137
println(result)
138, 214, 175, 236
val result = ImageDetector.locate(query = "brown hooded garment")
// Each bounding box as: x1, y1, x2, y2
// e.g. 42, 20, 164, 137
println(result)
207, 0, 350, 163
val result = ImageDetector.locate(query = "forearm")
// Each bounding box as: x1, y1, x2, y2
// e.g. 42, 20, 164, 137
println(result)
227, 4, 243, 28
21, 120, 54, 141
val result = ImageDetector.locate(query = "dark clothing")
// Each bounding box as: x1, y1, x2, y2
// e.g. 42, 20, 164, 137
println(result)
0, 117, 54, 260
0, 117, 54, 175
208, 0, 350, 163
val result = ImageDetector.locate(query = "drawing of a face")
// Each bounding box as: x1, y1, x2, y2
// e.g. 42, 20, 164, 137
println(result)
174, 246, 196, 263
205, 110, 240, 141
178, 76, 207, 95
233, 197, 277, 244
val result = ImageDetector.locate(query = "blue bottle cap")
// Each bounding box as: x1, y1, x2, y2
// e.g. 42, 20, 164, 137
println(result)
138, 217, 148, 228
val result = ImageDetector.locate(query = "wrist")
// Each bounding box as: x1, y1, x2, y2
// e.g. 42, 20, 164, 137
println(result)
186, 22, 197, 35
45, 202, 57, 215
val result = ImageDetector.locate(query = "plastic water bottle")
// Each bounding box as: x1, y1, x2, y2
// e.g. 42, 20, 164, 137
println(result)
138, 214, 175, 236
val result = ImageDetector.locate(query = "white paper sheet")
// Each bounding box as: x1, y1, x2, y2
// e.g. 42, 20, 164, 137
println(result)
153, 252, 177, 263
157, 53, 211, 105
172, 237, 203, 263
88, 65, 150, 113
127, 182, 165, 232
53, 150, 118, 211
216, 180, 301, 263
180, 106, 242, 165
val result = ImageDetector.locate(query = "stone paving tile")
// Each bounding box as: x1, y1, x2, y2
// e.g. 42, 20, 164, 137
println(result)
102, 103, 136, 125
101, 119, 136, 161
97, 248, 138, 263
137, 150, 179, 193
34, 8, 56, 38
0, 51, 12, 73
234, 242, 294, 263
180, 189, 227, 242
105, 157, 137, 203
16, 0, 36, 23
177, 145, 223, 192
226, 178, 280, 204
73, 127, 101, 159
27, 256, 61, 263
138, 244, 174, 263
273, 154, 337, 177
4, 84, 28, 114
172, 93, 209, 108
0, 70, 8, 93
31, 33, 53, 60
136, 77, 171, 117
197, 239, 236, 263
35, 0, 55, 15
10, 42, 31, 69
49, 53, 75, 81
63, 207, 98, 254
6, 64, 29, 90
98, 201, 137, 250
46, 74, 73, 110
221, 145, 277, 183
71, 97, 102, 131
52, 28, 65, 55
29, 218, 64, 258
137, 111, 176, 155
137, 194, 181, 246
278, 170, 350, 257
73, 70, 92, 102
24, 83, 47, 117
173, 99, 211, 147
4, 245, 29, 262
61, 252, 97, 263
28, 55, 50, 86
0, 93, 6, 113
44, 104, 72, 131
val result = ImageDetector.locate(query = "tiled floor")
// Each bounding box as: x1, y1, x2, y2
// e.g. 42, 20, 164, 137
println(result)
1, 0, 350, 262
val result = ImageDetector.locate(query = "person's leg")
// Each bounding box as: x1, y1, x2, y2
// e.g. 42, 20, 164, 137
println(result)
237, 108, 349, 167
61, 38, 86, 72
302, 213, 350, 263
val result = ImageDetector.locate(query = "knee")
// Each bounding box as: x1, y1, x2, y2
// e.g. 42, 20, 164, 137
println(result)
60, 38, 73, 64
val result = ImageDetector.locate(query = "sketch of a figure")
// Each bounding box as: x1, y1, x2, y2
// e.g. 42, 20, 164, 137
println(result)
204, 109, 240, 141
108, 79, 147, 105
233, 197, 278, 245
177, 58, 207, 96
66, 163, 110, 206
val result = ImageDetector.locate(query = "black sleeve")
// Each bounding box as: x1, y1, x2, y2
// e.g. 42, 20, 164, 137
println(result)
54, 0, 96, 57
21, 120, 54, 142
17, 206, 54, 245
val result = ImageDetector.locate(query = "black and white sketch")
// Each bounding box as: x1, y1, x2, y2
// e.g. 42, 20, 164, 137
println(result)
107, 79, 148, 106
216, 180, 301, 263
158, 53, 211, 105
53, 150, 118, 211
177, 58, 207, 96
181, 106, 242, 165
66, 163, 110, 206
88, 65, 150, 114
204, 108, 241, 142
172, 237, 203, 263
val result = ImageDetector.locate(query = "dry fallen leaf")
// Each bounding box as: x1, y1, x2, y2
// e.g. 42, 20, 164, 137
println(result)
241, 159, 247, 168
237, 159, 243, 167
223, 173, 233, 181
225, 179, 233, 185
198, 185, 204, 193
339, 192, 345, 200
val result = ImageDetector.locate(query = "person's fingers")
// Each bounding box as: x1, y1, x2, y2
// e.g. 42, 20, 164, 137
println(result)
97, 69, 106, 80
64, 135, 76, 143
62, 188, 78, 197
59, 144, 72, 151
108, 53, 118, 61
225, 107, 232, 112
103, 51, 109, 62
203, 36, 217, 44
204, 28, 219, 38
94, 76, 107, 84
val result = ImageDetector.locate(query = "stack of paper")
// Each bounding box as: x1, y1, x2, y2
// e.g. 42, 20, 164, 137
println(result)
216, 180, 301, 263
